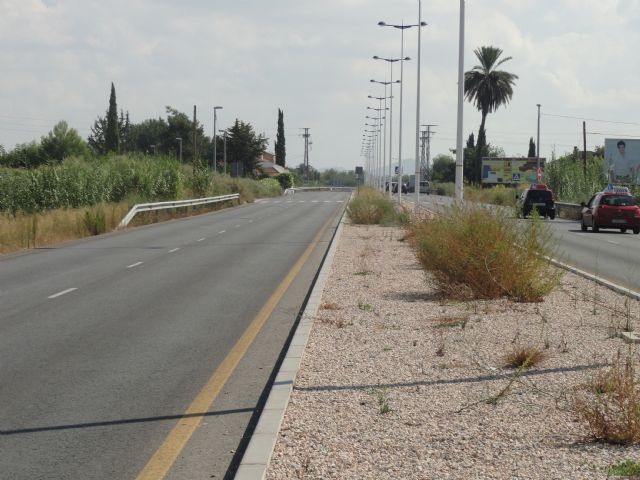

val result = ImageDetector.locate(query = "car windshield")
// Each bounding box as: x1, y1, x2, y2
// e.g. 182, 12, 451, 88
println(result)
601, 195, 636, 206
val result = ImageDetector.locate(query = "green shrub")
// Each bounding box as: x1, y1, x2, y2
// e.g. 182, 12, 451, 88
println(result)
275, 172, 294, 189
431, 182, 455, 197
410, 205, 560, 302
347, 187, 401, 225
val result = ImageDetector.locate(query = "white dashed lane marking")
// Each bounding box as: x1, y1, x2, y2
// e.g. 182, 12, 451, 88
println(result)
218, 230, 226, 234
48, 288, 77, 299
127, 262, 144, 269
169, 248, 180, 253
197, 238, 205, 242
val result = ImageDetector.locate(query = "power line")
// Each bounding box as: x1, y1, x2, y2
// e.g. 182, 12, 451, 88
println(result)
542, 112, 640, 126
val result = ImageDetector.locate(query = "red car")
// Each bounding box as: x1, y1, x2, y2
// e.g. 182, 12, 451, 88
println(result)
581, 187, 640, 234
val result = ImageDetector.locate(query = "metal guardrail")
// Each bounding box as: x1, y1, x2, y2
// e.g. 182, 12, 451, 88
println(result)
117, 193, 240, 228
283, 186, 353, 195
555, 201, 581, 210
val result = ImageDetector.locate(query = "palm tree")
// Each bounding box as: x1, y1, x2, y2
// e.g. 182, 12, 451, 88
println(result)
464, 46, 518, 183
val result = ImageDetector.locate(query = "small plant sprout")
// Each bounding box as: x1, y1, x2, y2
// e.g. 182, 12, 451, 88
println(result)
376, 389, 392, 414
358, 302, 373, 312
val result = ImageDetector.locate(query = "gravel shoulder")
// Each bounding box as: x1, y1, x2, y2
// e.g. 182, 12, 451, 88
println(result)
266, 223, 640, 480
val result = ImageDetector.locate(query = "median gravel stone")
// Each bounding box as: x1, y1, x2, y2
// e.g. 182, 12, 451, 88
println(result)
266, 223, 640, 480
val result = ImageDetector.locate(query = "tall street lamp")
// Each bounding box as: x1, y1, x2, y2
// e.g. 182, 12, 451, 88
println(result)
373, 56, 408, 198
536, 104, 542, 175
175, 137, 182, 163
413, 4, 428, 208
371, 79, 399, 195
219, 129, 228, 174
379, 20, 422, 203
369, 95, 391, 190
213, 106, 223, 171
455, 0, 465, 202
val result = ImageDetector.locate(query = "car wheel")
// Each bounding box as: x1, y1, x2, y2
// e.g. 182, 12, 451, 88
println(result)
549, 211, 556, 220
634, 227, 640, 235
621, 228, 627, 233
593, 224, 599, 233
581, 220, 587, 232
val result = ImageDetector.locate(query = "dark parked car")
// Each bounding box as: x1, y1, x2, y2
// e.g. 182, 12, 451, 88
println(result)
580, 187, 640, 234
516, 184, 556, 219
385, 181, 408, 194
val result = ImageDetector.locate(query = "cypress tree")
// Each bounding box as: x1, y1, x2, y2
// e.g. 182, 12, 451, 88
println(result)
528, 137, 536, 158
275, 108, 286, 167
105, 82, 120, 153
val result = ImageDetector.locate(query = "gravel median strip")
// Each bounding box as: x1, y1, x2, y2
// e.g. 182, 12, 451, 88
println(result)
266, 223, 640, 480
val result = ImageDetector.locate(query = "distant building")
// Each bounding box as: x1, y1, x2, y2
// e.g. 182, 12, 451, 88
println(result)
258, 152, 288, 177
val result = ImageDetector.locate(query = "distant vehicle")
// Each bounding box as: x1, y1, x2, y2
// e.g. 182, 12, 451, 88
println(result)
385, 181, 407, 194
580, 186, 640, 234
516, 184, 556, 219
407, 175, 430, 194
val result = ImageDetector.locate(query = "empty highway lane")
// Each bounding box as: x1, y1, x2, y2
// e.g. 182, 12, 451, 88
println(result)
0, 191, 348, 479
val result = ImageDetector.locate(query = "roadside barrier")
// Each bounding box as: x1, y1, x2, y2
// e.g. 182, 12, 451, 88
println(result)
117, 194, 240, 228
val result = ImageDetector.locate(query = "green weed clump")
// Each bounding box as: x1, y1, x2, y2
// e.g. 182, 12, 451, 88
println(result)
464, 184, 519, 207
410, 205, 560, 302
347, 187, 403, 225
573, 352, 640, 445
608, 459, 640, 477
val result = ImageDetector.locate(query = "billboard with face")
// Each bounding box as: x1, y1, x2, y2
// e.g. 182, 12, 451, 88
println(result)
604, 138, 640, 185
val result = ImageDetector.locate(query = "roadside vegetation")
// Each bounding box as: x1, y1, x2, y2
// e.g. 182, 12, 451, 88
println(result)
573, 351, 640, 445
347, 187, 409, 225
410, 205, 560, 302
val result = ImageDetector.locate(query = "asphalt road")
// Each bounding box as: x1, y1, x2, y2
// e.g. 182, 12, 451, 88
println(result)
0, 191, 348, 479
404, 192, 640, 293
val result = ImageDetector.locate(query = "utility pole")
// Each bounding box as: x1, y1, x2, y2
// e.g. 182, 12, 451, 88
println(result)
536, 104, 541, 173
583, 121, 587, 178
421, 124, 437, 178
301, 128, 311, 185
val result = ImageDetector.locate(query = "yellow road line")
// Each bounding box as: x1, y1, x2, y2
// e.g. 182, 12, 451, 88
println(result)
136, 206, 339, 480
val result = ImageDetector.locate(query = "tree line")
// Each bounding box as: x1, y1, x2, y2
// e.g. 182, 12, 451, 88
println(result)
0, 83, 288, 178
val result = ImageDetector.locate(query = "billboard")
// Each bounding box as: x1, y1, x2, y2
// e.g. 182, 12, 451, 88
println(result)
481, 157, 545, 185
604, 138, 640, 185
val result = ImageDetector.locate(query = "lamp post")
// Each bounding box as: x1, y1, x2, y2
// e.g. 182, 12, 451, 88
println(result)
379, 20, 422, 204
218, 129, 228, 174
455, 0, 465, 202
365, 123, 378, 186
367, 114, 386, 189
366, 106, 386, 188
536, 104, 541, 175
369, 95, 391, 190
373, 56, 408, 198
363, 131, 376, 185
175, 137, 182, 163
213, 106, 223, 171
371, 79, 399, 195
413, 3, 428, 208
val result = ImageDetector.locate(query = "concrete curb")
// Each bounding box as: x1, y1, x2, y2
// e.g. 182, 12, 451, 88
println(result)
234, 213, 347, 479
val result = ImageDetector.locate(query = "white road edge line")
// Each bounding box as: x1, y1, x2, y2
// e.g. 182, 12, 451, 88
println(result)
48, 288, 77, 299
169, 248, 180, 253
127, 261, 144, 269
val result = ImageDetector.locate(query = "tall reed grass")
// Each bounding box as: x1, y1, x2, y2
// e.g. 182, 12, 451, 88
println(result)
0, 154, 183, 215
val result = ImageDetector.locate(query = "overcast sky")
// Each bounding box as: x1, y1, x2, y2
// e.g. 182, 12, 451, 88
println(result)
2, 0, 640, 171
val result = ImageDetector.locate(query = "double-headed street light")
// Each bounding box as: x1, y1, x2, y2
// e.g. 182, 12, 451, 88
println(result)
368, 95, 391, 190
378, 20, 424, 203
373, 56, 409, 198
371, 79, 399, 195
366, 105, 387, 189
213, 106, 223, 171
